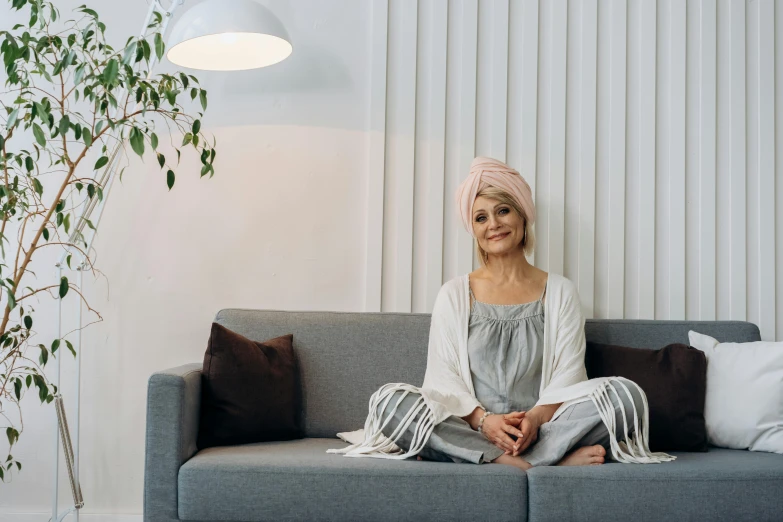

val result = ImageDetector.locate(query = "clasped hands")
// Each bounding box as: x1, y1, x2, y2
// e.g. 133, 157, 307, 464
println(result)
481, 410, 540, 457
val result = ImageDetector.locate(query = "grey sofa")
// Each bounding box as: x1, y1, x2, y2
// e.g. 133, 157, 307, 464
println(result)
144, 309, 783, 522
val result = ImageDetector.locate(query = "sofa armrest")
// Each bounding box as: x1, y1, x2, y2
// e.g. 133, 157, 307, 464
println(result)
144, 363, 202, 522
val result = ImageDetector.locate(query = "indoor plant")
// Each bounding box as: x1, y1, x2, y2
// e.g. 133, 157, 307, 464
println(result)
0, 0, 216, 480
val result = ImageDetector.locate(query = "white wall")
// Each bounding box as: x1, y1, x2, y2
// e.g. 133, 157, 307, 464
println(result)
1, 0, 782, 519
0, 0, 371, 518
369, 0, 783, 346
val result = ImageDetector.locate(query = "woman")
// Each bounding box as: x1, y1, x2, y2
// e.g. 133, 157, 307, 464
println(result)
329, 157, 674, 469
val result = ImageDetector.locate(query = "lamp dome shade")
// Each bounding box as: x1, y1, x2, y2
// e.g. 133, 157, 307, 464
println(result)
166, 0, 292, 71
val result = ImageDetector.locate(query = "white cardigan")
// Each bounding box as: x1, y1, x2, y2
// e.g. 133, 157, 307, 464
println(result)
328, 273, 675, 464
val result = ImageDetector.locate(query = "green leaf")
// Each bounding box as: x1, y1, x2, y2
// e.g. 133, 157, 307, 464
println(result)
6, 288, 16, 310
66, 254, 72, 269
97, 186, 104, 201
24, 315, 32, 329
141, 39, 151, 61
103, 58, 118, 84
58, 115, 70, 136
167, 169, 175, 190
83, 127, 92, 146
59, 276, 68, 298
157, 152, 165, 168
94, 156, 109, 170
66, 340, 76, 357
42, 228, 49, 241
150, 132, 158, 150
129, 127, 144, 157
190, 87, 197, 100
122, 41, 137, 65
52, 339, 60, 353
32, 123, 46, 146
63, 213, 70, 234
25, 156, 34, 172
32, 178, 43, 196
6, 109, 19, 128
6, 428, 18, 447
164, 90, 176, 106
13, 379, 21, 400
34, 375, 47, 402
192, 119, 201, 135
87, 184, 95, 199
182, 133, 192, 146
154, 32, 164, 61
39, 345, 48, 365
74, 64, 85, 85
199, 89, 207, 110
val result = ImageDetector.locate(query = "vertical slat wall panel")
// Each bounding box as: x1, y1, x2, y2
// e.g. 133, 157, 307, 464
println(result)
625, 0, 656, 319
425, 0, 447, 312
565, 0, 598, 317
540, 0, 568, 276
698, 0, 717, 321
776, 0, 783, 343
370, 0, 781, 340
457, 0, 478, 277
606, 0, 627, 319
518, 0, 540, 268
667, 0, 687, 320
756, 0, 776, 341
383, 0, 417, 312
716, 0, 746, 321
636, 0, 656, 319
578, 0, 598, 318
490, 0, 509, 161
364, 0, 388, 313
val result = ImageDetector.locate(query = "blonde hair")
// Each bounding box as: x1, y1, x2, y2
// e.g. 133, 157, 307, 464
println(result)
474, 186, 536, 267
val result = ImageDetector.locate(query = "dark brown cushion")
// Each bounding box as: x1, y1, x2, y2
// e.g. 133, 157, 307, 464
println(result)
197, 323, 303, 449
585, 342, 708, 452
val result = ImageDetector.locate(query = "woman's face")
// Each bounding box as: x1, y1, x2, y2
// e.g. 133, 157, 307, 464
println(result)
471, 196, 525, 256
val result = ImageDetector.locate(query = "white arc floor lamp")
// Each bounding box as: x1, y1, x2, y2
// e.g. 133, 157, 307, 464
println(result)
51, 1, 291, 520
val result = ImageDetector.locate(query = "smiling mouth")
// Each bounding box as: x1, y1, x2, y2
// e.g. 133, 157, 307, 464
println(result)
489, 232, 510, 240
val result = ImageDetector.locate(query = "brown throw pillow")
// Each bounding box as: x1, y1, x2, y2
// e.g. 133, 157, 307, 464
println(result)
585, 342, 708, 452
197, 323, 303, 449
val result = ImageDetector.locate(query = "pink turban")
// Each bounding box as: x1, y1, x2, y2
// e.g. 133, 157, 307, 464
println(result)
456, 157, 535, 237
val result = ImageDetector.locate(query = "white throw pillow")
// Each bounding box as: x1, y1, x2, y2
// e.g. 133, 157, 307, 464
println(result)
688, 330, 783, 454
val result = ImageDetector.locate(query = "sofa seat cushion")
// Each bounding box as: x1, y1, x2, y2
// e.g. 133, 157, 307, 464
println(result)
527, 448, 783, 522
178, 438, 527, 522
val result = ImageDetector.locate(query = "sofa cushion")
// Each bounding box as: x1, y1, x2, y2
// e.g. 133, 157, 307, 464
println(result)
585, 342, 707, 452
526, 448, 783, 522
178, 438, 528, 522
198, 324, 303, 449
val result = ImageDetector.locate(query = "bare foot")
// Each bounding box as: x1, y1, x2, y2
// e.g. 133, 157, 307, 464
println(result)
556, 445, 606, 466
491, 454, 532, 471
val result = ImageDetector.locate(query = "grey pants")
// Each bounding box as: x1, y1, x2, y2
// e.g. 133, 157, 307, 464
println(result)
378, 379, 644, 466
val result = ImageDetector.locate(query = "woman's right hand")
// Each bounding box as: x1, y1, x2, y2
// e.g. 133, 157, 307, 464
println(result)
481, 413, 526, 454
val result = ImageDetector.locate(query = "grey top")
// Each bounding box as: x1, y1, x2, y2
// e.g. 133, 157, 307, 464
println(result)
467, 278, 547, 414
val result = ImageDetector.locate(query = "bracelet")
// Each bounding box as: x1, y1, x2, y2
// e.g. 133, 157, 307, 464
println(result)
477, 410, 494, 434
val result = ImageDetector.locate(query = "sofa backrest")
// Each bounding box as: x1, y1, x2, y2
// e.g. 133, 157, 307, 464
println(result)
214, 309, 760, 438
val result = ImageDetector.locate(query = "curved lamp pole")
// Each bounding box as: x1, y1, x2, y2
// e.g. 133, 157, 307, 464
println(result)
51, 1, 291, 520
